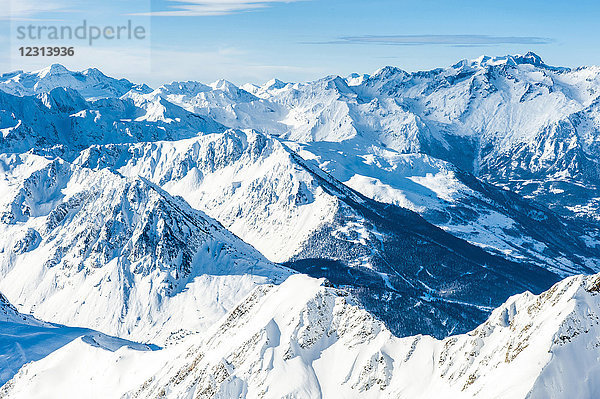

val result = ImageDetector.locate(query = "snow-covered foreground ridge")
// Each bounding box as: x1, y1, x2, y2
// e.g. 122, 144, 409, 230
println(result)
0, 293, 154, 387
3, 272, 600, 399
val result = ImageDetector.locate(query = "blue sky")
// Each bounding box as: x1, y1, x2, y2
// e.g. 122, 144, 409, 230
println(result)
1, 0, 599, 86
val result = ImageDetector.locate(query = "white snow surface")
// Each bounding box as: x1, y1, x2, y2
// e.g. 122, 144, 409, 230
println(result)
0, 292, 153, 386
3, 273, 600, 398
0, 64, 146, 100
140, 53, 600, 222
2, 58, 598, 272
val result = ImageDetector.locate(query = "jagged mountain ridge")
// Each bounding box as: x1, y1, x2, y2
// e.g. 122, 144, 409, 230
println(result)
0, 153, 291, 343
4, 272, 600, 398
3, 60, 599, 242
0, 64, 150, 99
105, 55, 600, 273
0, 87, 225, 158
287, 140, 600, 276
0, 61, 599, 339
147, 53, 600, 222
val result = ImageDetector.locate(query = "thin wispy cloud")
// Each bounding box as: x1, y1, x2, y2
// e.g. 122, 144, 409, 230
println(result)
134, 0, 303, 17
313, 34, 555, 46
0, 0, 71, 20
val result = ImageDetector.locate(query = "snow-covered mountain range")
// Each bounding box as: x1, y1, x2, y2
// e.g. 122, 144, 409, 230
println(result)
1, 54, 600, 397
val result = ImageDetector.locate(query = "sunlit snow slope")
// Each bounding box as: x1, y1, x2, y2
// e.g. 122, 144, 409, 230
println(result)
3, 273, 600, 399
0, 292, 153, 386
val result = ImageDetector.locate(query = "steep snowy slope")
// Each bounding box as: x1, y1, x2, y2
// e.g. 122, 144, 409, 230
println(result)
4, 58, 600, 223
1, 61, 598, 340
131, 57, 600, 275
0, 292, 153, 386
4, 272, 600, 399
0, 153, 291, 344
122, 272, 600, 399
3, 62, 598, 271
73, 130, 337, 264
72, 129, 560, 338
288, 140, 600, 276
351, 54, 600, 221
292, 54, 600, 222
1, 59, 600, 397
0, 292, 41, 326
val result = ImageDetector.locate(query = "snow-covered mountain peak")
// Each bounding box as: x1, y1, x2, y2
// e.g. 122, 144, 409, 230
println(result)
3, 57, 600, 396
157, 80, 212, 96
0, 87, 227, 156
371, 65, 407, 80
262, 78, 288, 90
8, 270, 600, 398
462, 51, 564, 72
479, 272, 595, 335
157, 78, 260, 105
127, 83, 154, 95
313, 74, 355, 93
345, 72, 370, 86
0, 64, 136, 100
471, 54, 512, 67
35, 63, 70, 78
0, 157, 292, 343
210, 78, 241, 92
514, 51, 545, 66
36, 87, 88, 113
81, 66, 113, 79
